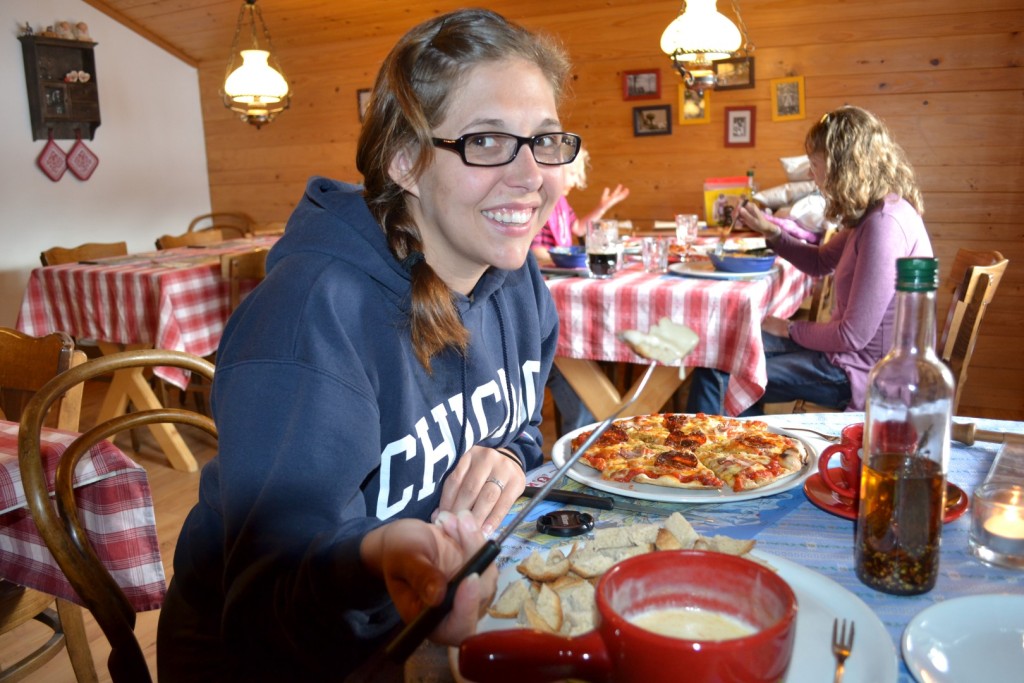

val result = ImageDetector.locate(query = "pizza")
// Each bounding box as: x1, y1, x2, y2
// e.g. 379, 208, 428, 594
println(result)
569, 413, 808, 492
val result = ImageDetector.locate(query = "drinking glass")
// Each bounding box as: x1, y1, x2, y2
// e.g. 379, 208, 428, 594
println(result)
641, 237, 669, 273
675, 214, 699, 261
586, 219, 620, 279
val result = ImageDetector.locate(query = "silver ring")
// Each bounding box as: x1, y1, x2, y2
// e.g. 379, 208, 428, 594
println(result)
485, 476, 505, 492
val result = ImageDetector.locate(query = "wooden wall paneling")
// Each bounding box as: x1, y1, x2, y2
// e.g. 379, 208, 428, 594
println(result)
186, 0, 1024, 419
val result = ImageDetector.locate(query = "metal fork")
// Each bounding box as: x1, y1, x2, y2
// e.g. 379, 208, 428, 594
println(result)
831, 618, 855, 683
783, 426, 841, 443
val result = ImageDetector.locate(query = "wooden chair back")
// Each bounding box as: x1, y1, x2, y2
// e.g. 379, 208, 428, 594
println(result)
938, 249, 1008, 413
41, 241, 128, 266
220, 248, 269, 312
0, 328, 95, 682
187, 211, 254, 240
18, 349, 217, 683
250, 221, 286, 236
155, 228, 225, 250
803, 226, 839, 323
0, 328, 84, 431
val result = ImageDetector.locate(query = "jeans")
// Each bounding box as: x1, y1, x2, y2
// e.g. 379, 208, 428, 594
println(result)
547, 365, 596, 434
685, 333, 851, 416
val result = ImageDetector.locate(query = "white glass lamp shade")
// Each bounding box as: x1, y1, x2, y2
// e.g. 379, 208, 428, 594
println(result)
660, 0, 742, 63
224, 49, 289, 104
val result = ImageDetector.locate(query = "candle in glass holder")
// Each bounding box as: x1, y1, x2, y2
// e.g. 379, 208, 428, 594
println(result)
969, 483, 1024, 570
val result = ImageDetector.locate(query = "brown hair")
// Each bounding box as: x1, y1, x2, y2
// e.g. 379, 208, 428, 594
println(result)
356, 9, 571, 371
805, 106, 923, 226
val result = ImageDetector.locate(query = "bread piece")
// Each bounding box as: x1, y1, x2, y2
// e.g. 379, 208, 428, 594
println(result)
519, 582, 563, 633
591, 523, 659, 550
487, 578, 529, 618
568, 547, 617, 578
517, 548, 570, 582
663, 511, 700, 549
655, 526, 682, 551
695, 534, 756, 556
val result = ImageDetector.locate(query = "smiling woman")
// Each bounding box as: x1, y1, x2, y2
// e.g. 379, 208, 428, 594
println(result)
157, 9, 576, 682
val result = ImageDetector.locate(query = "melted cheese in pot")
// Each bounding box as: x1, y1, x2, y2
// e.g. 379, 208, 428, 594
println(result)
630, 607, 755, 641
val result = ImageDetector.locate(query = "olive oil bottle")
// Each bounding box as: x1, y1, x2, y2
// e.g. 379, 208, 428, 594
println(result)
855, 257, 955, 595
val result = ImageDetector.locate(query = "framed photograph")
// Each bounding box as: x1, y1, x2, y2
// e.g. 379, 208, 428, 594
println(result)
633, 105, 672, 137
770, 76, 806, 122
622, 70, 661, 101
678, 85, 710, 125
713, 57, 755, 90
724, 106, 756, 147
357, 88, 372, 122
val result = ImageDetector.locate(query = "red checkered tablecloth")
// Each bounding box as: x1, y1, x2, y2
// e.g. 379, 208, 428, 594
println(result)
0, 420, 165, 612
546, 260, 813, 415
16, 237, 278, 389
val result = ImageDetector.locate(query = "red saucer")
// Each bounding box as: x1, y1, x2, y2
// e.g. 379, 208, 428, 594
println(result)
804, 468, 969, 523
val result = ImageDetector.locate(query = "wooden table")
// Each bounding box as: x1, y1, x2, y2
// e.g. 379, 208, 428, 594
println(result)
546, 258, 813, 418
0, 420, 165, 612
16, 236, 277, 471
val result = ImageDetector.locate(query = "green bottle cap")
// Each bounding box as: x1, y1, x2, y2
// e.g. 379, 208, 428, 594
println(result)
896, 257, 939, 292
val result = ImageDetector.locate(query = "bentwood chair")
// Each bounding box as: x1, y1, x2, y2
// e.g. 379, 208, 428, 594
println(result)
155, 228, 225, 250
40, 241, 129, 267
186, 211, 253, 240
937, 249, 1008, 413
0, 328, 96, 683
18, 349, 217, 683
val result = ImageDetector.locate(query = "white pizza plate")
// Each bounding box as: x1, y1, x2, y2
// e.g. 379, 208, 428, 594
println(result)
668, 260, 780, 280
902, 594, 1024, 683
550, 417, 817, 503
450, 549, 897, 683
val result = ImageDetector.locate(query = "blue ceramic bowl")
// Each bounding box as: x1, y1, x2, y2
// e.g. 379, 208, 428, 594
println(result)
548, 245, 587, 269
710, 249, 777, 273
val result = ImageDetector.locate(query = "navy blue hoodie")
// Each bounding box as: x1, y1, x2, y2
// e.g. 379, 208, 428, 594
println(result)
166, 177, 558, 679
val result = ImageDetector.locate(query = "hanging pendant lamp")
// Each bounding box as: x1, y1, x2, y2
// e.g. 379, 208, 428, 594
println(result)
222, 0, 291, 128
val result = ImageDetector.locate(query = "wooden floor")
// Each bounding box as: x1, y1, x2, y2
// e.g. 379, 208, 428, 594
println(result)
0, 379, 562, 681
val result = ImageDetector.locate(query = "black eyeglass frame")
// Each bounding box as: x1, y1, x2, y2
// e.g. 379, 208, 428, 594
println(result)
431, 132, 582, 167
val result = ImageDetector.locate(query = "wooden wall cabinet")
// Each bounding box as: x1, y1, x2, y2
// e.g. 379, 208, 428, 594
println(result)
19, 35, 100, 141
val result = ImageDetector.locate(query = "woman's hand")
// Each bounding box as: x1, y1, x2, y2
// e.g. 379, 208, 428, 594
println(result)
762, 315, 791, 338
435, 445, 525, 535
364, 511, 498, 646
598, 184, 630, 213
738, 202, 780, 238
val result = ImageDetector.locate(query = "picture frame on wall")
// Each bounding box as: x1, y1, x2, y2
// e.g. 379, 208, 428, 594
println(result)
713, 57, 755, 90
678, 85, 710, 125
622, 70, 661, 100
770, 76, 806, 122
357, 88, 371, 122
633, 105, 672, 137
724, 106, 756, 147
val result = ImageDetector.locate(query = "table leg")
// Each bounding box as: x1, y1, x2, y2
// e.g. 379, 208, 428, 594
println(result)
554, 357, 685, 420
95, 342, 199, 472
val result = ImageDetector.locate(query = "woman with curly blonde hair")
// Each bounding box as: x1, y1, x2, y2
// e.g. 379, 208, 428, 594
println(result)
687, 106, 933, 415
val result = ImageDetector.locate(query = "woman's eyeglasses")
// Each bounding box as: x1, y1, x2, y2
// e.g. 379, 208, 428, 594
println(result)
431, 132, 582, 167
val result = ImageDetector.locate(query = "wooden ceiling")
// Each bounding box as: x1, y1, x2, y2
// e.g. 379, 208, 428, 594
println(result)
82, 0, 649, 67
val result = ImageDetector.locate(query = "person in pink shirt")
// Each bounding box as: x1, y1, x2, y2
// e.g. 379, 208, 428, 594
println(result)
687, 106, 933, 415
531, 148, 629, 265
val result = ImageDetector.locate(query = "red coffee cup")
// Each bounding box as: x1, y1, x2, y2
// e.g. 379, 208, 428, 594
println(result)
817, 423, 864, 502
458, 550, 798, 683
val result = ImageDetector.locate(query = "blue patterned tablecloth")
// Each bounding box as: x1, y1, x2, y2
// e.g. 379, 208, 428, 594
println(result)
495, 412, 1024, 683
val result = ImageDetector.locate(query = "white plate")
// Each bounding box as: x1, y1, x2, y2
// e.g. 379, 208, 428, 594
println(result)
668, 260, 779, 280
452, 549, 897, 683
902, 594, 1024, 682
550, 417, 817, 503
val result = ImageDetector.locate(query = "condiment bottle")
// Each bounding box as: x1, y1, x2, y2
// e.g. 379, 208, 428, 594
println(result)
855, 257, 954, 595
